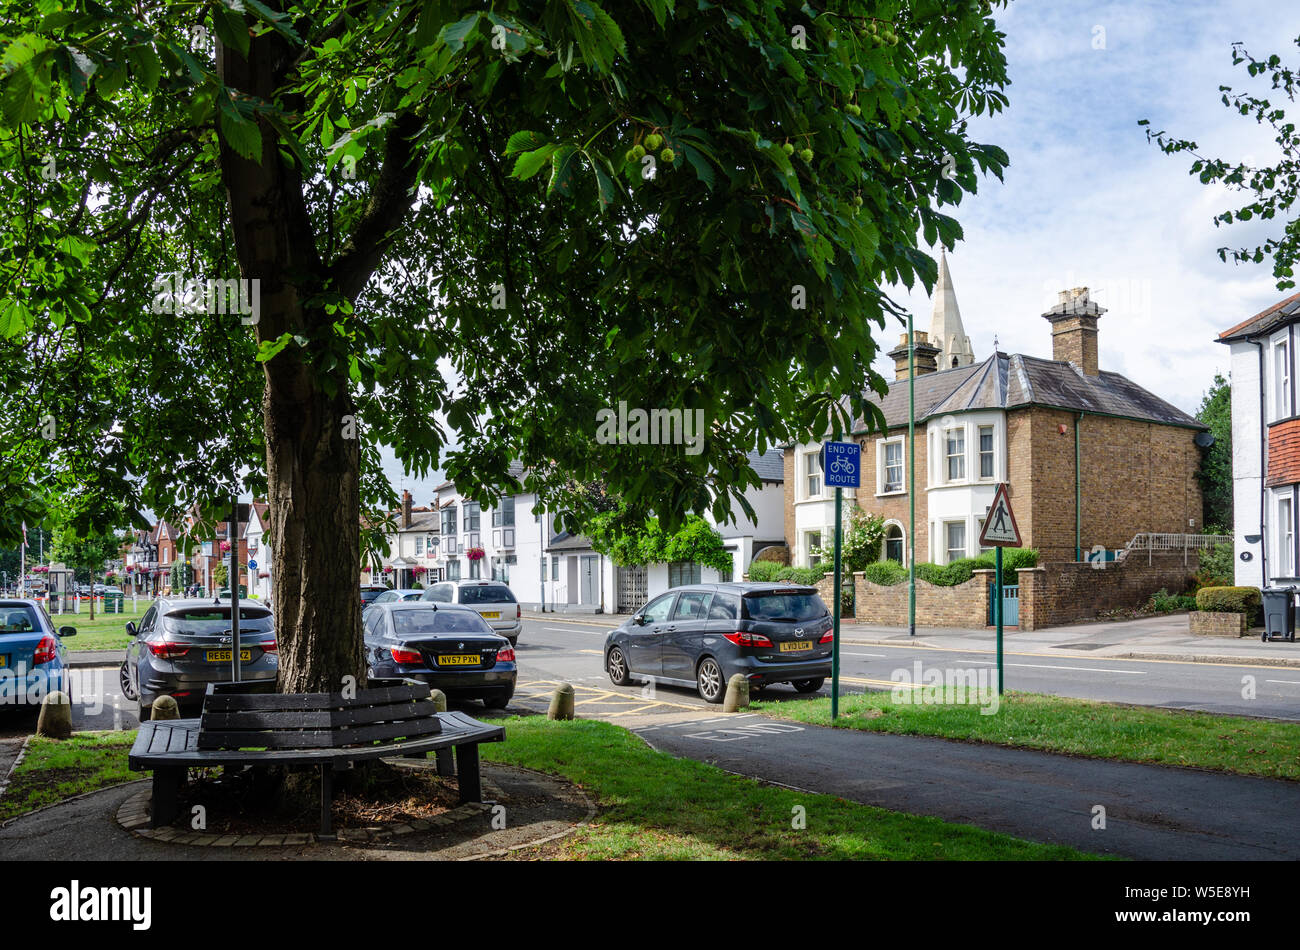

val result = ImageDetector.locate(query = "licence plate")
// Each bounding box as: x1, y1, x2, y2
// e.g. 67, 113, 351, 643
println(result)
779, 641, 814, 653
205, 650, 252, 662
437, 655, 480, 666
481, 611, 500, 620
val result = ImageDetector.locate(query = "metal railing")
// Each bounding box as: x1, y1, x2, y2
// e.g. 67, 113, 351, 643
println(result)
1121, 533, 1231, 566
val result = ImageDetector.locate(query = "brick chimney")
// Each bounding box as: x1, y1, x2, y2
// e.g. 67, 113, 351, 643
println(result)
401, 490, 413, 530
888, 331, 941, 380
1043, 287, 1106, 375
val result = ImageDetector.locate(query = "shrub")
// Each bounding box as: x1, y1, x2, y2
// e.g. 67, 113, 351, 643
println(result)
914, 562, 973, 587
1148, 588, 1196, 613
1195, 542, 1235, 589
775, 565, 827, 586
839, 583, 854, 615
1195, 586, 1262, 614
862, 561, 908, 586
746, 560, 781, 582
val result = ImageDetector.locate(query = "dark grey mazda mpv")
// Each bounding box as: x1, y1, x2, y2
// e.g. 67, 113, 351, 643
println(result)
604, 583, 834, 703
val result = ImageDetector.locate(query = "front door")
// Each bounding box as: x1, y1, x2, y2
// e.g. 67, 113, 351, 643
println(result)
580, 555, 599, 606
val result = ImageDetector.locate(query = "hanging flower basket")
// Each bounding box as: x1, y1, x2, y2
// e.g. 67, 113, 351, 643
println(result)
412, 565, 428, 576
382, 565, 394, 574
33, 565, 48, 574
258, 571, 270, 578
466, 547, 486, 561
219, 540, 231, 553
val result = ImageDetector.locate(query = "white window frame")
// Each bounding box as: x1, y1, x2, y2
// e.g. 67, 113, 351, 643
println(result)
978, 425, 995, 481
806, 530, 823, 567
1277, 339, 1293, 421
804, 449, 823, 499
943, 520, 967, 564
877, 436, 905, 495
945, 428, 966, 483
1278, 494, 1295, 577
883, 521, 905, 563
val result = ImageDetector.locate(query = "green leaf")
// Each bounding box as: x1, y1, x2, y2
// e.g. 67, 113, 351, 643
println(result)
124, 43, 162, 91
548, 144, 581, 197
219, 107, 263, 161
255, 332, 295, 363
591, 155, 617, 211
440, 13, 481, 52
512, 144, 557, 180
505, 130, 548, 155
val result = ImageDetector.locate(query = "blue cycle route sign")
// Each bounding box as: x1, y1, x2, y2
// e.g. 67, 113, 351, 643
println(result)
821, 441, 861, 489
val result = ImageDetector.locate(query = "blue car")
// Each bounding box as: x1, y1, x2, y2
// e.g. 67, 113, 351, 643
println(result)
364, 602, 515, 709
0, 599, 76, 709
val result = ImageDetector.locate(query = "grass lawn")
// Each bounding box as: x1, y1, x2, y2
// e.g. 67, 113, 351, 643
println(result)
751, 691, 1300, 782
0, 731, 137, 823
53, 604, 147, 652
481, 716, 1098, 860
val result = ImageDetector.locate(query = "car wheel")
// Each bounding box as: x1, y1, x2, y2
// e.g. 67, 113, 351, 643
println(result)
483, 692, 511, 710
607, 646, 632, 686
793, 678, 825, 694
696, 657, 725, 704
119, 662, 139, 702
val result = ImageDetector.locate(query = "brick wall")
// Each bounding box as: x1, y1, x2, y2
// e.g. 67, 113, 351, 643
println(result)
1188, 611, 1247, 637
853, 428, 930, 562
783, 448, 796, 556
853, 569, 989, 626
1015, 553, 1197, 630
1016, 408, 1204, 563
1267, 417, 1300, 487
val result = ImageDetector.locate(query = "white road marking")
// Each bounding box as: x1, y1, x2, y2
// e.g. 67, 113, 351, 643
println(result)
1005, 662, 1146, 675
842, 652, 887, 658
1265, 679, 1300, 685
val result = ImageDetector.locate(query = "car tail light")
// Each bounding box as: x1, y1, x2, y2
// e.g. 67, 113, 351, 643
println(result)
391, 646, 423, 665
724, 631, 774, 648
260, 638, 278, 654
147, 638, 189, 659
32, 636, 57, 665
496, 646, 516, 663
819, 630, 834, 644
516, 604, 521, 619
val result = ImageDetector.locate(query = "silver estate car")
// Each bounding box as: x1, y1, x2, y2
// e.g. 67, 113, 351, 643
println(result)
119, 597, 277, 719
419, 580, 522, 646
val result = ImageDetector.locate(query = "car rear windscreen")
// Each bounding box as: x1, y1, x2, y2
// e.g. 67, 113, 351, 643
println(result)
163, 608, 272, 634
458, 585, 516, 605
742, 591, 828, 623
393, 610, 491, 636
0, 606, 38, 634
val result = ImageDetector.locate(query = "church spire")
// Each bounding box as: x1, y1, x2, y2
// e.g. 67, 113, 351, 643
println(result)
929, 249, 976, 369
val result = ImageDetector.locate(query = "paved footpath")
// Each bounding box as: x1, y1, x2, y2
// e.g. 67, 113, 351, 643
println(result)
629, 710, 1300, 861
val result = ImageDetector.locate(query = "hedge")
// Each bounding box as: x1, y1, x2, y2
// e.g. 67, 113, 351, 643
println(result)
1195, 586, 1262, 614
862, 561, 908, 586
746, 562, 826, 586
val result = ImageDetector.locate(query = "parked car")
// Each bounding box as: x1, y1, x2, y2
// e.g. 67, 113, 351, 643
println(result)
0, 599, 75, 708
364, 602, 515, 709
419, 580, 522, 646
119, 596, 277, 719
365, 588, 425, 610
604, 583, 834, 704
360, 584, 390, 607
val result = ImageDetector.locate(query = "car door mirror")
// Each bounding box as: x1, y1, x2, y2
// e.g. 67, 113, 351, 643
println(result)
58, 625, 76, 638
125, 621, 137, 637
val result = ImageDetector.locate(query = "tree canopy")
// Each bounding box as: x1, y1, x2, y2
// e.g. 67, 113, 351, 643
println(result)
1195, 371, 1232, 532
1, 0, 1011, 688
1141, 35, 1300, 291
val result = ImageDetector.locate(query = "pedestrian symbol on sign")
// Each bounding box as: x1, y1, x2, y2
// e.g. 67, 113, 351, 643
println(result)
978, 483, 1021, 548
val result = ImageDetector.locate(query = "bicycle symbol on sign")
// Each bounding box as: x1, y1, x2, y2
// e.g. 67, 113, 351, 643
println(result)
828, 455, 856, 476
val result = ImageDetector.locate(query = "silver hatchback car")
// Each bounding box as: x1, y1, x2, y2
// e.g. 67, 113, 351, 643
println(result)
120, 597, 277, 719
419, 580, 522, 646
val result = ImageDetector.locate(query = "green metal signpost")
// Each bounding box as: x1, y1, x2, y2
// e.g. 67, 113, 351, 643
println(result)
979, 482, 1021, 695
822, 440, 861, 719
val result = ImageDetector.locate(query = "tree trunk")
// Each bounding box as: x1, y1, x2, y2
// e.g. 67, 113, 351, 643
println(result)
265, 352, 364, 693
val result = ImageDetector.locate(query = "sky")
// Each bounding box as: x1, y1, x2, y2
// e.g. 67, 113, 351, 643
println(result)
877, 0, 1300, 411
384, 0, 1300, 505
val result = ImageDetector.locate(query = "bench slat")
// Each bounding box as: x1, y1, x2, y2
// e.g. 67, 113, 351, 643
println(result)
200, 699, 443, 733
198, 716, 448, 751
202, 683, 430, 713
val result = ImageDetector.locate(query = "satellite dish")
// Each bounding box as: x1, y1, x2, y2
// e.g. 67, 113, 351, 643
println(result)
1194, 431, 1216, 448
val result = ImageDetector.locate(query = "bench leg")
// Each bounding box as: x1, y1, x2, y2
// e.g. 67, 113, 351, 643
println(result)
455, 743, 481, 803
319, 764, 333, 837
435, 748, 455, 778
151, 767, 184, 828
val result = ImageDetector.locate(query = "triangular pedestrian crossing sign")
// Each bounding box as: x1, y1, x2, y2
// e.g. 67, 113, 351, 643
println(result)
979, 483, 1021, 547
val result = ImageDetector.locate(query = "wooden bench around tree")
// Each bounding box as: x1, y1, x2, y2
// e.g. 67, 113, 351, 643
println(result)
127, 680, 505, 835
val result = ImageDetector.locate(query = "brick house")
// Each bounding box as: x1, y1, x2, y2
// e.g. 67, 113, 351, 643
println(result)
1218, 290, 1300, 586
785, 258, 1206, 568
